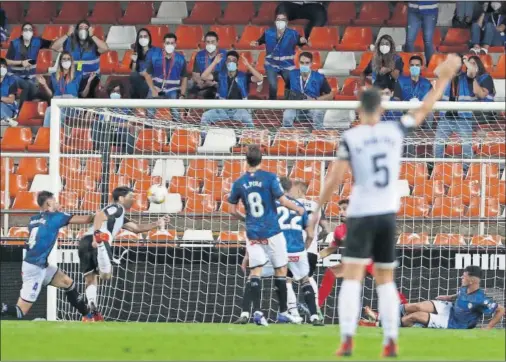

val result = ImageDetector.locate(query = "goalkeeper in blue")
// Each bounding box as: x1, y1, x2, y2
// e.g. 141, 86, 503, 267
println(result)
1, 191, 93, 320
229, 145, 305, 326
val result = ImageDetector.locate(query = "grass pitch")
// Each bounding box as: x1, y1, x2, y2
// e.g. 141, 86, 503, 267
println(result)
1, 321, 504, 361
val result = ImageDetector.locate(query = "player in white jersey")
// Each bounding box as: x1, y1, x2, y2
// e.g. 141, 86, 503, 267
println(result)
308, 54, 462, 357
78, 186, 169, 321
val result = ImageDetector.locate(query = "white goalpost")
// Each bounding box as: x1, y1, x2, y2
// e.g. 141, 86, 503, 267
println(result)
43, 98, 505, 325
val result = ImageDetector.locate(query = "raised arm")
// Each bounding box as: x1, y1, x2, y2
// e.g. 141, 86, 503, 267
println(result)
201, 53, 223, 81
241, 54, 263, 83
123, 216, 170, 234
89, 27, 108, 53
435, 294, 457, 302
52, 26, 73, 52
278, 195, 305, 216
68, 214, 94, 224
230, 203, 246, 222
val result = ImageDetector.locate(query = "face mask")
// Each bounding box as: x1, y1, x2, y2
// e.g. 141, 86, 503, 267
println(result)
491, 2, 501, 10
0, 67, 7, 77
110, 92, 121, 99
410, 66, 421, 77
275, 21, 287, 31
206, 44, 216, 53
300, 65, 311, 73
139, 38, 149, 47
382, 94, 391, 102
61, 61, 72, 70
78, 29, 88, 40
379, 45, 390, 54
22, 31, 33, 41
227, 62, 237, 72
165, 44, 175, 54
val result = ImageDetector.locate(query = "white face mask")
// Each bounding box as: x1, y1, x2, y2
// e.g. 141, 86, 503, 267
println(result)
22, 31, 33, 41
382, 94, 391, 102
165, 44, 175, 54
78, 29, 88, 40
275, 20, 287, 31
138, 38, 149, 47
61, 61, 72, 70
0, 67, 7, 77
491, 2, 502, 11
206, 44, 216, 53
379, 45, 391, 54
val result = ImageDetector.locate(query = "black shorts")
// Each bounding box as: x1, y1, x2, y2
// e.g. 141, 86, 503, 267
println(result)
78, 235, 113, 275
307, 252, 317, 277
343, 213, 397, 266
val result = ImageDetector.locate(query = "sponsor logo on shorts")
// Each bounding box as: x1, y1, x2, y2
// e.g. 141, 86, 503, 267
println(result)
250, 239, 268, 245
454, 254, 505, 271
288, 256, 299, 262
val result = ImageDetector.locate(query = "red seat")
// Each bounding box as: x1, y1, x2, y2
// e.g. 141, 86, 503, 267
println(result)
412, 180, 445, 204
163, 129, 200, 154
479, 132, 506, 157
59, 191, 79, 210
64, 128, 94, 152
144, 25, 170, 48
355, 2, 390, 26
16, 158, 48, 182
53, 2, 89, 24
0, 174, 29, 197
175, 25, 204, 50
100, 51, 119, 75
183, 2, 222, 24
470, 235, 502, 246
295, 50, 322, 69
81, 192, 102, 212
41, 25, 70, 42
268, 133, 305, 156
118, 2, 154, 25
147, 229, 177, 242
422, 53, 447, 78
434, 234, 466, 246
307, 27, 339, 51
335, 27, 373, 51
438, 28, 471, 53
65, 175, 96, 198
25, 1, 57, 23
187, 159, 219, 181
35, 49, 53, 74
448, 180, 480, 206
134, 129, 168, 153
467, 197, 500, 217
431, 163, 464, 186
305, 137, 338, 156
290, 160, 322, 182
466, 163, 499, 182
431, 197, 466, 218
398, 196, 430, 218
474, 54, 494, 73
327, 2, 356, 25
209, 26, 238, 49
60, 158, 82, 179
0, 2, 23, 23
1, 127, 33, 152
17, 101, 47, 127
217, 2, 254, 25
237, 26, 268, 50
334, 77, 359, 100
263, 160, 288, 177
2, 25, 21, 49
251, 2, 278, 25
185, 194, 216, 214
169, 176, 200, 199
222, 160, 243, 179
202, 177, 232, 201
351, 52, 373, 76
87, 2, 122, 24
27, 127, 50, 152
325, 194, 342, 217
12, 191, 39, 210
486, 180, 505, 204
386, 3, 408, 26
490, 54, 506, 79
117, 159, 150, 181
414, 28, 442, 52
397, 232, 430, 246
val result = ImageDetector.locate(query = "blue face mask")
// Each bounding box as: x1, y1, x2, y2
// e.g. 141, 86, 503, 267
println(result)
227, 62, 237, 72
410, 66, 421, 77
110, 92, 121, 99
300, 65, 311, 73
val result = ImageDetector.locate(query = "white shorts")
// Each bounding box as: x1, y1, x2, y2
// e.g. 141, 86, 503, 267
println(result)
288, 251, 310, 281
247, 232, 288, 269
20, 262, 59, 303
427, 300, 453, 329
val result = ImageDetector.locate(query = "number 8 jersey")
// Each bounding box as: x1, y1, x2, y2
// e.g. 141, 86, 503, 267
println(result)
228, 169, 284, 240
337, 119, 414, 218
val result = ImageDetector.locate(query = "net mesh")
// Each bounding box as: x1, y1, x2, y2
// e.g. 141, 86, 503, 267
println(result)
48, 103, 505, 326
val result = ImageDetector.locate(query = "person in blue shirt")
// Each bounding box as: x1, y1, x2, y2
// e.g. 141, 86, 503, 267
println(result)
0, 57, 19, 123
282, 52, 334, 129
405, 1, 439, 64
471, 2, 506, 55
129, 28, 154, 99
0, 191, 94, 320
200, 50, 264, 128
398, 265, 505, 329
228, 145, 305, 326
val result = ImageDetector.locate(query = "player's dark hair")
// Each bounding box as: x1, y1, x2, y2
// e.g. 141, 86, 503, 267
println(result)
0, 57, 7, 67
164, 32, 177, 42
409, 55, 424, 66
299, 51, 313, 62
245, 145, 262, 167
37, 191, 54, 207
360, 88, 382, 114
112, 186, 133, 202
465, 265, 482, 278
279, 177, 292, 192
338, 199, 349, 206
226, 50, 240, 62
205, 31, 219, 41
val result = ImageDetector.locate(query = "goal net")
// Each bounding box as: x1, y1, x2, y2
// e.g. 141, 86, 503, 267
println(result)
47, 99, 505, 326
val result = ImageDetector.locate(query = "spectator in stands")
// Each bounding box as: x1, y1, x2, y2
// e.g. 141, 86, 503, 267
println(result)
361, 35, 404, 92
393, 55, 432, 101
275, 1, 327, 39
252, 10, 307, 100
52, 20, 109, 98
435, 54, 495, 163
129, 28, 155, 99
39, 51, 83, 127
200, 51, 262, 128
470, 2, 506, 54
454, 1, 480, 28
142, 33, 188, 121
0, 57, 19, 125
189, 31, 227, 99
405, 1, 439, 64
282, 52, 334, 129
5, 22, 52, 109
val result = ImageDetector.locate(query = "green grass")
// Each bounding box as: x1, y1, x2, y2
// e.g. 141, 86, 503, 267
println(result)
1, 321, 504, 361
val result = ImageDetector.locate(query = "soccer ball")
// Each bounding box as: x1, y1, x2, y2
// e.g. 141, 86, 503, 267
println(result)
147, 185, 167, 204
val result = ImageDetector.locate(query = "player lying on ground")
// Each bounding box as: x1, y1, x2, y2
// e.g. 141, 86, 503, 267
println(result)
360, 265, 505, 330
229, 145, 306, 326
307, 54, 463, 357
79, 186, 170, 322
1, 191, 93, 320
317, 199, 407, 307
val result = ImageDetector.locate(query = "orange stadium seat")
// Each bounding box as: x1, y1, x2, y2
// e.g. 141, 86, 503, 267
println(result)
12, 191, 39, 210
65, 175, 96, 198
209, 25, 238, 49
17, 101, 47, 127
218, 231, 247, 243
479, 133, 506, 157
60, 158, 82, 179
0, 174, 29, 197
414, 27, 442, 52
116, 50, 133, 74
2, 25, 22, 49
305, 138, 338, 156
16, 158, 48, 182
163, 129, 200, 154
237, 51, 254, 73
81, 192, 101, 212
412, 179, 445, 204
448, 180, 480, 205
386, 2, 408, 26
25, 1, 57, 23
132, 177, 163, 193
306, 179, 321, 197
470, 235, 502, 246
183, 2, 222, 24
334, 77, 360, 100
175, 25, 204, 49
290, 160, 322, 182
475, 54, 493, 73
341, 183, 352, 198
53, 2, 89, 24
397, 232, 430, 246
59, 191, 79, 210
185, 194, 216, 213
252, 2, 278, 25
351, 51, 373, 76
87, 2, 122, 23
118, 1, 154, 24
233, 129, 271, 152
335, 27, 373, 51
355, 2, 390, 26
237, 26, 268, 50
433, 233, 466, 246
130, 193, 149, 212
109, 174, 131, 191
268, 133, 305, 156
491, 54, 506, 79
466, 163, 500, 182
27, 127, 50, 152
63, 128, 93, 152
325, 194, 342, 217
187, 159, 219, 181
486, 180, 505, 204
169, 176, 200, 199
398, 196, 429, 218
117, 159, 150, 181
147, 229, 177, 242
467, 197, 500, 217
83, 159, 103, 182
263, 160, 288, 176
220, 195, 246, 215
217, 2, 255, 25
328, 161, 352, 183
438, 28, 470, 53
222, 160, 243, 179
203, 177, 232, 201
422, 53, 447, 78
100, 51, 119, 75
400, 162, 428, 187
327, 2, 356, 25
41, 25, 69, 42
144, 25, 170, 48
295, 50, 322, 69
135, 129, 168, 153
0, 2, 23, 24
7, 227, 29, 239
0, 49, 6, 58
1, 127, 32, 152
326, 78, 339, 96
431, 162, 464, 186
431, 197, 466, 218
35, 49, 53, 74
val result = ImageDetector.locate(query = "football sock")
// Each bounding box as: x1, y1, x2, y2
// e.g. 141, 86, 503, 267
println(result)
308, 277, 319, 310
274, 276, 288, 313
249, 277, 261, 312
318, 268, 336, 307
302, 281, 318, 317
97, 243, 112, 274
377, 282, 400, 345
398, 291, 408, 305
241, 280, 252, 315
2, 304, 24, 319
65, 281, 88, 315
338, 280, 361, 340
85, 284, 97, 310
286, 282, 299, 316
